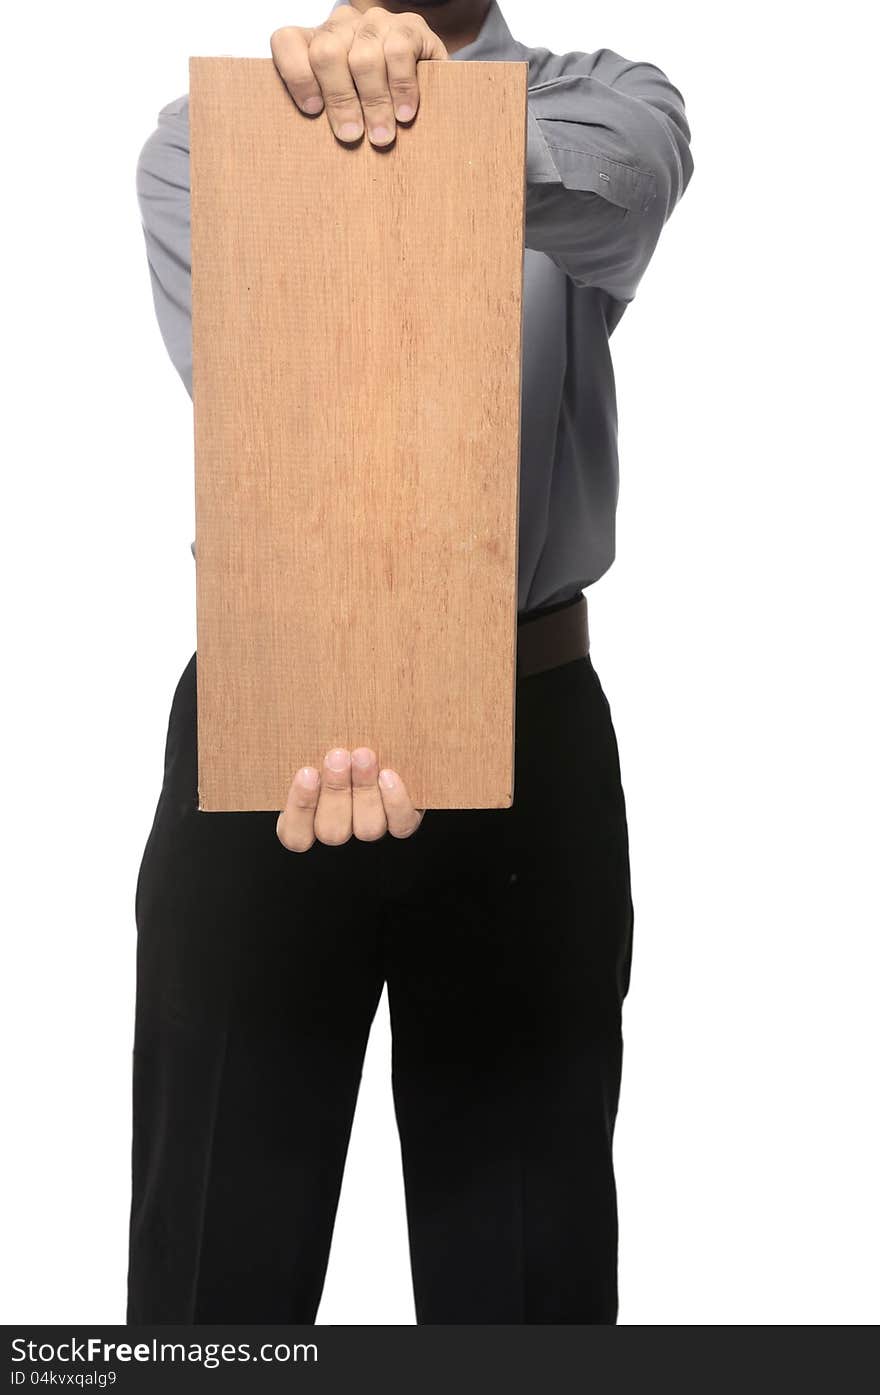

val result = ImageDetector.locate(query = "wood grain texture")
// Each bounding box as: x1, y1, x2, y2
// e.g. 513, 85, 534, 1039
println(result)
189, 56, 527, 811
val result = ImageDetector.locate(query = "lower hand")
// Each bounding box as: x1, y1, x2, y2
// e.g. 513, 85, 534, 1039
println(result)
270, 5, 448, 148
276, 746, 426, 851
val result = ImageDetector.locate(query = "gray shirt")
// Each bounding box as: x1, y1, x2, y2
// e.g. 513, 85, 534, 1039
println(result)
135, 0, 693, 615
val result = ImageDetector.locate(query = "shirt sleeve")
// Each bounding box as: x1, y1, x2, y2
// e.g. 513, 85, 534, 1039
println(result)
134, 48, 693, 390
135, 95, 193, 398
524, 46, 694, 300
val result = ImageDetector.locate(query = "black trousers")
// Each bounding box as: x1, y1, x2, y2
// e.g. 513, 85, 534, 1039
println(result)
126, 616, 634, 1324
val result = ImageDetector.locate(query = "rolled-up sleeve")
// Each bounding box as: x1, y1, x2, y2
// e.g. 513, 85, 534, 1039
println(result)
524, 47, 694, 300
135, 95, 193, 398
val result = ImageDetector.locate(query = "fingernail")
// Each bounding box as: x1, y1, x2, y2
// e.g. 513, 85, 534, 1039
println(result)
326, 748, 349, 771
370, 125, 392, 145
302, 96, 323, 114
352, 749, 372, 769
395, 104, 414, 122
338, 121, 363, 141
300, 767, 320, 788
379, 769, 395, 789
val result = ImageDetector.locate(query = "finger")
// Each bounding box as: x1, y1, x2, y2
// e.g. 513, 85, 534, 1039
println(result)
308, 22, 364, 142
414, 15, 449, 64
378, 768, 425, 839
348, 14, 396, 147
313, 747, 353, 845
350, 747, 388, 840
383, 27, 420, 125
270, 27, 325, 115
276, 766, 320, 852
386, 13, 449, 122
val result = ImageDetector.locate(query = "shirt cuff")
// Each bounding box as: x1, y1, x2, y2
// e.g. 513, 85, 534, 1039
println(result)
526, 87, 658, 214
526, 106, 563, 186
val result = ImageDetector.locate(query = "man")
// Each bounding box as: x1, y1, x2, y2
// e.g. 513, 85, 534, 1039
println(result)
128, 0, 693, 1323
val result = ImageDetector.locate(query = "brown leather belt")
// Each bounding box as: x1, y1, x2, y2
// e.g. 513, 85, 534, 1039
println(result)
516, 593, 590, 681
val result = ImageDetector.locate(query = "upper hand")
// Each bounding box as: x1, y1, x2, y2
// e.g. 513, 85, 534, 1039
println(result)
276, 746, 426, 851
270, 5, 448, 147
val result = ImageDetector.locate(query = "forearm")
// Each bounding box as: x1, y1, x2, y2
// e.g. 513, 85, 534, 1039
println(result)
524, 46, 694, 298
135, 97, 193, 398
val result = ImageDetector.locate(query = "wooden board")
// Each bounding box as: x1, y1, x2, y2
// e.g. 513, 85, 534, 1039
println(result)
189, 56, 527, 811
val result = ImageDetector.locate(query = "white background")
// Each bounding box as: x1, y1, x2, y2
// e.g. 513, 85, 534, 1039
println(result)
2, 0, 878, 1325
